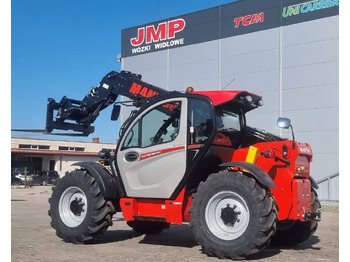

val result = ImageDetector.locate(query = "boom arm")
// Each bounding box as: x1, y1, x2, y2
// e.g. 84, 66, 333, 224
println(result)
46, 70, 168, 136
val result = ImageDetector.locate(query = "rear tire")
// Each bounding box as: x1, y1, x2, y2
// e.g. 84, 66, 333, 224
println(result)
271, 188, 320, 246
48, 170, 116, 243
127, 221, 170, 234
190, 171, 277, 259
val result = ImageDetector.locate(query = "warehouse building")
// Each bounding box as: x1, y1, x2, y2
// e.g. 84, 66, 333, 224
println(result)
11, 137, 116, 177
120, 0, 339, 200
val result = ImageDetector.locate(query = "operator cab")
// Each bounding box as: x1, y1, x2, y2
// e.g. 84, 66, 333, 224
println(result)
115, 90, 262, 199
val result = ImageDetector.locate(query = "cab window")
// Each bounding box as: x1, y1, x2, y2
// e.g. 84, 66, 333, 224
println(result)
141, 102, 181, 147
217, 110, 241, 132
188, 98, 213, 144
122, 121, 140, 149
122, 101, 181, 149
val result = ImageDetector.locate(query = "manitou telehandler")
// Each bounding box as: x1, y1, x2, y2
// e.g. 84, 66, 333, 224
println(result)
44, 70, 321, 259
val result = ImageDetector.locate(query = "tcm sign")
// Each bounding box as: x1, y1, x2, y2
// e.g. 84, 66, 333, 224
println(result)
233, 12, 264, 28
130, 18, 186, 46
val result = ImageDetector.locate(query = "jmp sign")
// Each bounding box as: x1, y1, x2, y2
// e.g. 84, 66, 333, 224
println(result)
130, 18, 185, 46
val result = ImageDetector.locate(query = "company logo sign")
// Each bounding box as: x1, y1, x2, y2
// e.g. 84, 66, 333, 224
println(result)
233, 12, 264, 28
282, 0, 339, 18
300, 147, 311, 154
129, 18, 186, 54
129, 82, 159, 98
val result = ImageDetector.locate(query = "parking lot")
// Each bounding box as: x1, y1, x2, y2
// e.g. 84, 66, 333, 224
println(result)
12, 186, 339, 262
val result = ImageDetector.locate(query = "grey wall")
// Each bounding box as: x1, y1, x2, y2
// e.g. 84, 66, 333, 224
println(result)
121, 0, 339, 200
281, 16, 339, 201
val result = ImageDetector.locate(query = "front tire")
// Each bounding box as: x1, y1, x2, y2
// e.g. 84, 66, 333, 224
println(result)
190, 171, 277, 259
48, 170, 116, 243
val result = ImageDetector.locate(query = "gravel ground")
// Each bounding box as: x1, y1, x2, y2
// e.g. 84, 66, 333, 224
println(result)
11, 186, 339, 262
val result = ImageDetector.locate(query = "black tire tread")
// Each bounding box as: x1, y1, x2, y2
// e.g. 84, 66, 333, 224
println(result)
49, 170, 116, 243
189, 171, 277, 259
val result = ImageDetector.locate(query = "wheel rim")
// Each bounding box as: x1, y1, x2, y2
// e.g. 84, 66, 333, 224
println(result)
205, 191, 250, 241
59, 186, 88, 227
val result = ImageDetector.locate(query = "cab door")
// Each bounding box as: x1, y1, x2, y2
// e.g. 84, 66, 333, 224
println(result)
116, 98, 188, 198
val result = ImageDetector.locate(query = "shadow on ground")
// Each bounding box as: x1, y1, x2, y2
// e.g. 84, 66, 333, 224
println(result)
89, 223, 320, 259
249, 236, 320, 260
90, 229, 142, 244
90, 224, 197, 248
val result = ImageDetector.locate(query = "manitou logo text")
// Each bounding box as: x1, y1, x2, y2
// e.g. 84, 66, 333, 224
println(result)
130, 18, 186, 46
129, 82, 159, 98
233, 12, 264, 28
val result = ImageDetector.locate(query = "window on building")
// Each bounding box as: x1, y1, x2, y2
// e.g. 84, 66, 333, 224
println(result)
38, 145, 50, 150
19, 144, 31, 149
19, 144, 50, 150
58, 146, 85, 152
49, 160, 55, 171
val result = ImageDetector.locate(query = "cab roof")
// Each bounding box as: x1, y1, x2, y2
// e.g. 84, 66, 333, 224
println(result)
192, 90, 263, 112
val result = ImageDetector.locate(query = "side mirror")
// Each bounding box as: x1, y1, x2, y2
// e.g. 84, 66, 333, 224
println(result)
111, 104, 121, 121
277, 117, 296, 149
277, 117, 291, 129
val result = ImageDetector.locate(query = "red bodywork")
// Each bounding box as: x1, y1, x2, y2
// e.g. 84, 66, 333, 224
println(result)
120, 189, 192, 225
193, 90, 250, 106
231, 141, 313, 220
120, 90, 314, 225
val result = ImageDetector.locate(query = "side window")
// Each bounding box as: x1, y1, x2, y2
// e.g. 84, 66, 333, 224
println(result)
122, 101, 181, 149
188, 98, 213, 144
141, 101, 181, 147
122, 121, 140, 149
217, 110, 241, 131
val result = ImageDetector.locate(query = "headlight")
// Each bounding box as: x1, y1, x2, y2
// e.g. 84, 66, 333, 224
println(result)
245, 95, 252, 102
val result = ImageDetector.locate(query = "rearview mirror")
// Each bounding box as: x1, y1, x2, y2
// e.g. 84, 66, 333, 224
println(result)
111, 104, 121, 121
277, 117, 291, 129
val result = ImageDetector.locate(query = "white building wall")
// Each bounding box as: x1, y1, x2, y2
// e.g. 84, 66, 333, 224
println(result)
11, 137, 116, 177
54, 155, 101, 177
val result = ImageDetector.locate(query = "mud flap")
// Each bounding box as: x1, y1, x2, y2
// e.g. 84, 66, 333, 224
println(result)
72, 161, 118, 199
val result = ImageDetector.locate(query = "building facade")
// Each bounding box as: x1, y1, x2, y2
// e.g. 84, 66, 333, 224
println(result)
120, 0, 339, 200
11, 137, 116, 177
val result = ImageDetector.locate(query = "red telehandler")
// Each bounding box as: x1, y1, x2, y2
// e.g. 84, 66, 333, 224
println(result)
43, 70, 321, 259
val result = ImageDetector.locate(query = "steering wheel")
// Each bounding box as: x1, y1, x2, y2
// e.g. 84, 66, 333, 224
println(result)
153, 128, 167, 144
152, 111, 180, 144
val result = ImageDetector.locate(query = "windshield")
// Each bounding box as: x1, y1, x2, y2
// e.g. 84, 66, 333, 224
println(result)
217, 110, 241, 132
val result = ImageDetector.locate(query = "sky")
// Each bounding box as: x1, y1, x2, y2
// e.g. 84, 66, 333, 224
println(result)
11, 0, 239, 144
